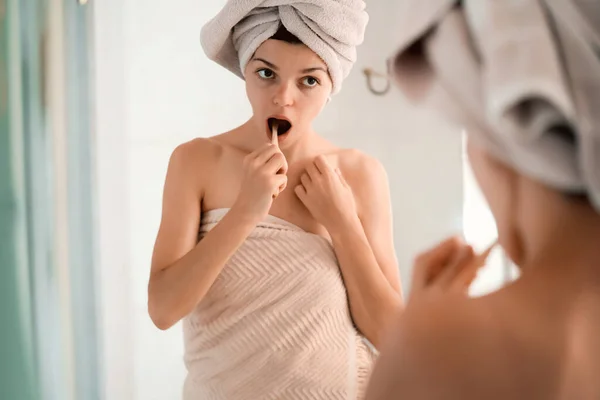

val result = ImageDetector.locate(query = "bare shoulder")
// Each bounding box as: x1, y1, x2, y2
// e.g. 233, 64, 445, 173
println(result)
366, 295, 523, 400
332, 148, 388, 190
165, 138, 223, 205
330, 149, 390, 215
336, 148, 387, 176
169, 137, 223, 167
167, 137, 224, 182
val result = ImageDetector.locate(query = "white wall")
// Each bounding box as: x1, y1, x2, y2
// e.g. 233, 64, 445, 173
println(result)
95, 1, 464, 399
124, 2, 252, 399
92, 1, 134, 399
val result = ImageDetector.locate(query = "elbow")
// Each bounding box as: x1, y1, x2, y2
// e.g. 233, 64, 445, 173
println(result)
147, 275, 202, 331
151, 313, 175, 331
147, 287, 178, 331
148, 301, 176, 331
148, 304, 179, 331
147, 274, 177, 330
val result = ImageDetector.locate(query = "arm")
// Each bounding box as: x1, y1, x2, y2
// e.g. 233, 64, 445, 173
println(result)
147, 141, 258, 330
329, 155, 403, 347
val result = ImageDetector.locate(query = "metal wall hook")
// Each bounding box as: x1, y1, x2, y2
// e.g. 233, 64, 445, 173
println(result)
362, 67, 391, 96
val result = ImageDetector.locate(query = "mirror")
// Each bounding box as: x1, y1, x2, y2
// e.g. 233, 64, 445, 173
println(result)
4, 0, 516, 399
95, 1, 514, 399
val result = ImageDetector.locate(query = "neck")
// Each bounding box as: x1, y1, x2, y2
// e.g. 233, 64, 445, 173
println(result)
518, 195, 600, 287
279, 129, 320, 164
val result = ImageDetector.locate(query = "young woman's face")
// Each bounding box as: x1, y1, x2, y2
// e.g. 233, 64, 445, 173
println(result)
244, 39, 332, 147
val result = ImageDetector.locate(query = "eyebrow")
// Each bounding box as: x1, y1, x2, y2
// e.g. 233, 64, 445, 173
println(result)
251, 57, 327, 74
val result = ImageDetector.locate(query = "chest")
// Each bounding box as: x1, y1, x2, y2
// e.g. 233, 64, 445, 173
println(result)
202, 153, 342, 238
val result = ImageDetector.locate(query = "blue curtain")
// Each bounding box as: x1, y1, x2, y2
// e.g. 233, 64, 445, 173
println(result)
0, 0, 100, 399
0, 0, 41, 398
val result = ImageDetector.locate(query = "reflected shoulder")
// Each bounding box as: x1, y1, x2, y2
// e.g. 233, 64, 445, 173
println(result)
366, 295, 518, 400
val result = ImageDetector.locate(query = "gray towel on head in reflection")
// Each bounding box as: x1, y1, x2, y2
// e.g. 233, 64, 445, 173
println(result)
388, 0, 600, 211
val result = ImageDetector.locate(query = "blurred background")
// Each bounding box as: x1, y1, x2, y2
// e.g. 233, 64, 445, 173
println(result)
0, 0, 518, 399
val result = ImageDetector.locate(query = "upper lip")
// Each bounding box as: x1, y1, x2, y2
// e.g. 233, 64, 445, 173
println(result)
268, 114, 292, 123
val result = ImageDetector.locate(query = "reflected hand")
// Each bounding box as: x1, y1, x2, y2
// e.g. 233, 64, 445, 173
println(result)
409, 236, 496, 300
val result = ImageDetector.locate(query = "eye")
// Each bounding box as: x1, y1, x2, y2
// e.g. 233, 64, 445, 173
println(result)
302, 76, 319, 87
257, 68, 275, 79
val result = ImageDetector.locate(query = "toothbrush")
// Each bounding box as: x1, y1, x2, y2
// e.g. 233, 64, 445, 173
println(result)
272, 122, 279, 146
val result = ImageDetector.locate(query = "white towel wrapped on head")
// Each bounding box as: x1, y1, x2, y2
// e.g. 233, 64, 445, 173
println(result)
200, 0, 369, 94
387, 0, 600, 212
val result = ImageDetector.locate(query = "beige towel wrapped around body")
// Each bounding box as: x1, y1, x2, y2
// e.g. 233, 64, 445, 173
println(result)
387, 0, 600, 211
182, 208, 376, 400
200, 0, 368, 94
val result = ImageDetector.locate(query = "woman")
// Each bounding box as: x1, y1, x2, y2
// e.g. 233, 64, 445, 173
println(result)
147, 1, 403, 398
366, 1, 600, 399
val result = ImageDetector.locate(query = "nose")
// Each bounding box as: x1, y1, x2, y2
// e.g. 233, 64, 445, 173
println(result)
272, 82, 295, 107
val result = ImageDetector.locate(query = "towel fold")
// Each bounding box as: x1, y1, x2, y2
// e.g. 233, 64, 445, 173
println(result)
200, 0, 369, 94
182, 208, 376, 400
388, 0, 600, 211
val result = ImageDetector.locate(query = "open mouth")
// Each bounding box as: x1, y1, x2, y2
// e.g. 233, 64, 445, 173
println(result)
267, 117, 292, 138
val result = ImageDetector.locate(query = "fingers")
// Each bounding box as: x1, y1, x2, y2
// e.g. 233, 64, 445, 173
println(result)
250, 143, 288, 175
253, 143, 280, 165
411, 235, 499, 298
411, 236, 470, 295
336, 169, 351, 190
313, 155, 333, 176
437, 244, 476, 288
451, 241, 497, 292
272, 174, 288, 198
306, 162, 320, 181
478, 240, 498, 264
415, 236, 464, 267
294, 184, 307, 201
300, 173, 311, 189
412, 236, 463, 286
296, 169, 311, 202
265, 151, 288, 175
296, 172, 310, 202
335, 168, 349, 187
453, 264, 480, 292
